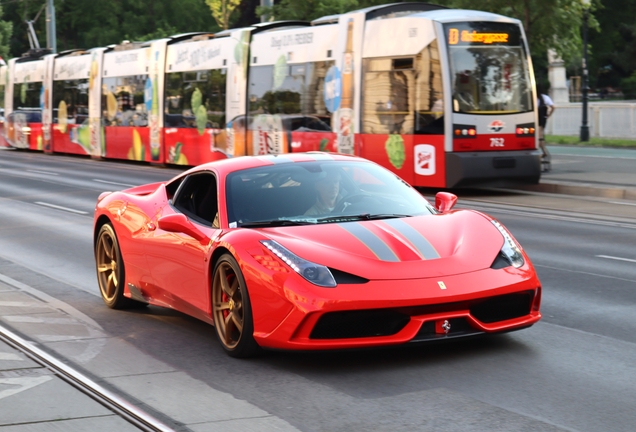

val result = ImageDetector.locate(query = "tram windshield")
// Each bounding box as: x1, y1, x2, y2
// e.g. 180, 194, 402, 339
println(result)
444, 22, 533, 115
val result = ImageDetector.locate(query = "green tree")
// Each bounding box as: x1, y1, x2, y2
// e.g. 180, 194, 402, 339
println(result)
257, 0, 361, 22
205, 0, 242, 30
588, 0, 636, 89
434, 0, 598, 64
0, 3, 12, 62
4, 0, 219, 57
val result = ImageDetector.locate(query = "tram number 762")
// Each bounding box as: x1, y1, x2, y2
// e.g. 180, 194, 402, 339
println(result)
490, 138, 505, 147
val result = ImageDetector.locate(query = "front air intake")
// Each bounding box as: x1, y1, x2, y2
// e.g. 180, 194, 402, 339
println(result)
310, 310, 409, 339
470, 291, 533, 323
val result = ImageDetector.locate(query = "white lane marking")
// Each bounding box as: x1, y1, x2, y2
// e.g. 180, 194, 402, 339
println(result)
34, 201, 89, 215
596, 255, 636, 264
93, 179, 136, 188
27, 170, 59, 176
609, 201, 636, 207
0, 353, 23, 361
0, 376, 53, 400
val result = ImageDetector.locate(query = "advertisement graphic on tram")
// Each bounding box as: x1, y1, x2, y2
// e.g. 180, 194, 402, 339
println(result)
6, 57, 45, 150
2, 3, 541, 188
50, 52, 91, 155
163, 34, 231, 166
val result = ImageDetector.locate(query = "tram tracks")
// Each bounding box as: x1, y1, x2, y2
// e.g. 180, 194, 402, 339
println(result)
0, 323, 176, 432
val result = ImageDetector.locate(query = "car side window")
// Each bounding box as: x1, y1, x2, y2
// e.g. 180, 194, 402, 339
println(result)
172, 172, 219, 228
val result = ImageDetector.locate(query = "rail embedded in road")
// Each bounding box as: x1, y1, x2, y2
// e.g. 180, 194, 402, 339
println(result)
0, 324, 176, 432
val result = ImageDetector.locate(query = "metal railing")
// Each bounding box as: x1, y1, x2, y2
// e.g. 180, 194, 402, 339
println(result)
545, 102, 636, 139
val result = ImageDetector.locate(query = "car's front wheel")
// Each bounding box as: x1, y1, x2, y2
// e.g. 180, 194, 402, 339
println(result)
95, 223, 140, 309
212, 254, 260, 358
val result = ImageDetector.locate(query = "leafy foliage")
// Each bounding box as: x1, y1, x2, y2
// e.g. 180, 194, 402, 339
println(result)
205, 0, 243, 30
256, 0, 361, 22
588, 0, 636, 88
4, 0, 219, 55
0, 4, 11, 62
434, 0, 598, 64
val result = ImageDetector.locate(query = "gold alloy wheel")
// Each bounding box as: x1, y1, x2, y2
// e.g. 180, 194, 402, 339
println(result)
95, 223, 132, 309
96, 226, 119, 302
213, 260, 245, 350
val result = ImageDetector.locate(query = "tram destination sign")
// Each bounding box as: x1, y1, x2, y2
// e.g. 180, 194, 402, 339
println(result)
445, 22, 521, 46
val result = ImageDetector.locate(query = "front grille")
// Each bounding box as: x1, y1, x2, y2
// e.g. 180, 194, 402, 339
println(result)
310, 310, 410, 339
309, 290, 536, 340
470, 292, 533, 323
411, 318, 482, 342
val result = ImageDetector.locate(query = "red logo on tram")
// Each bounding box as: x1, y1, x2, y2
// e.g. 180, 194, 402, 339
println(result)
488, 120, 505, 133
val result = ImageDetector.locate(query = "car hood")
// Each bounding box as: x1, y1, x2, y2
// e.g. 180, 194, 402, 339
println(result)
259, 210, 506, 280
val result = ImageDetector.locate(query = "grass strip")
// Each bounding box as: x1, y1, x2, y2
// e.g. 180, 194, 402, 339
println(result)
546, 135, 636, 148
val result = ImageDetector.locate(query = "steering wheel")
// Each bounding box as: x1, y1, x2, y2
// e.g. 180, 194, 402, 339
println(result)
332, 193, 371, 213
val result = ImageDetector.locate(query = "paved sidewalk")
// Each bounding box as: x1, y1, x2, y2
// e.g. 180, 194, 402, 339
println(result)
508, 145, 636, 200
0, 280, 143, 431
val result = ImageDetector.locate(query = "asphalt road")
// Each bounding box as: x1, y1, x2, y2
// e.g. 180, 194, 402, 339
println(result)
0, 149, 635, 431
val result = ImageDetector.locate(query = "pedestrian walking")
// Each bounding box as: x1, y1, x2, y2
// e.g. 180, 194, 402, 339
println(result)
537, 86, 555, 171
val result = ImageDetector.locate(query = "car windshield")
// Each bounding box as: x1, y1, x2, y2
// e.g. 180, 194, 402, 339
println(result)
226, 160, 435, 227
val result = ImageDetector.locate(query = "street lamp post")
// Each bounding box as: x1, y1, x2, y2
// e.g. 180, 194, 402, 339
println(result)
579, 0, 591, 142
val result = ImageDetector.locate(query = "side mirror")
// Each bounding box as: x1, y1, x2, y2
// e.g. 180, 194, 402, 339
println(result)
435, 192, 458, 213
158, 213, 209, 244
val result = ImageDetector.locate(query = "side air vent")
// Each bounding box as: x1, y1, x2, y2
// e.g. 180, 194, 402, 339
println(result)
490, 252, 511, 269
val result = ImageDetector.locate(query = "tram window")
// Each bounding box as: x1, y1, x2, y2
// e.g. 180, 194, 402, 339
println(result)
52, 79, 89, 124
101, 75, 149, 127
13, 82, 43, 112
249, 65, 301, 115
362, 41, 443, 135
165, 69, 226, 129
248, 61, 333, 129
0, 84, 5, 114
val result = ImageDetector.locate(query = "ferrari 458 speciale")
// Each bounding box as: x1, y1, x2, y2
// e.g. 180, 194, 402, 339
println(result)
94, 153, 541, 357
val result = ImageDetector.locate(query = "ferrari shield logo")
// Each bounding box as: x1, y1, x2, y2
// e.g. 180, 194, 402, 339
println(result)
438, 281, 447, 290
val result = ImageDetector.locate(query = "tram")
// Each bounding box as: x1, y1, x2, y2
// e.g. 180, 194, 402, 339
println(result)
1, 2, 541, 188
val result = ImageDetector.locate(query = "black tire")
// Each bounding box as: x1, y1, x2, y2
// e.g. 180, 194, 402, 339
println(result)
95, 223, 141, 309
212, 254, 260, 358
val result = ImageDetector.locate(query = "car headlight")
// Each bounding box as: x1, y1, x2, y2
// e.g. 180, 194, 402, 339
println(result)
261, 240, 337, 287
491, 220, 524, 268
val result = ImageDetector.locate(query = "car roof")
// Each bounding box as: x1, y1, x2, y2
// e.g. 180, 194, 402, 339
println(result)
190, 152, 370, 176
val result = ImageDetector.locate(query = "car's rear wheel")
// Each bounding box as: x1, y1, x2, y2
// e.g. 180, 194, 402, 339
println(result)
212, 254, 260, 358
95, 223, 139, 309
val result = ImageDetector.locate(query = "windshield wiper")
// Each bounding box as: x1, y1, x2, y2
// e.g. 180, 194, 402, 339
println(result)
239, 219, 314, 228
316, 214, 411, 223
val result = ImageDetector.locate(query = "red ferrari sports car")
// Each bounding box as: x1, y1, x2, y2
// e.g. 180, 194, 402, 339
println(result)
94, 153, 541, 357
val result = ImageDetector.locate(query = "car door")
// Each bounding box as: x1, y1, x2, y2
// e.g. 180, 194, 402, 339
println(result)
144, 171, 221, 317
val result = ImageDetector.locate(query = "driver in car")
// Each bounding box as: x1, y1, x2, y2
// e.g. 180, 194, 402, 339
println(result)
305, 169, 343, 216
